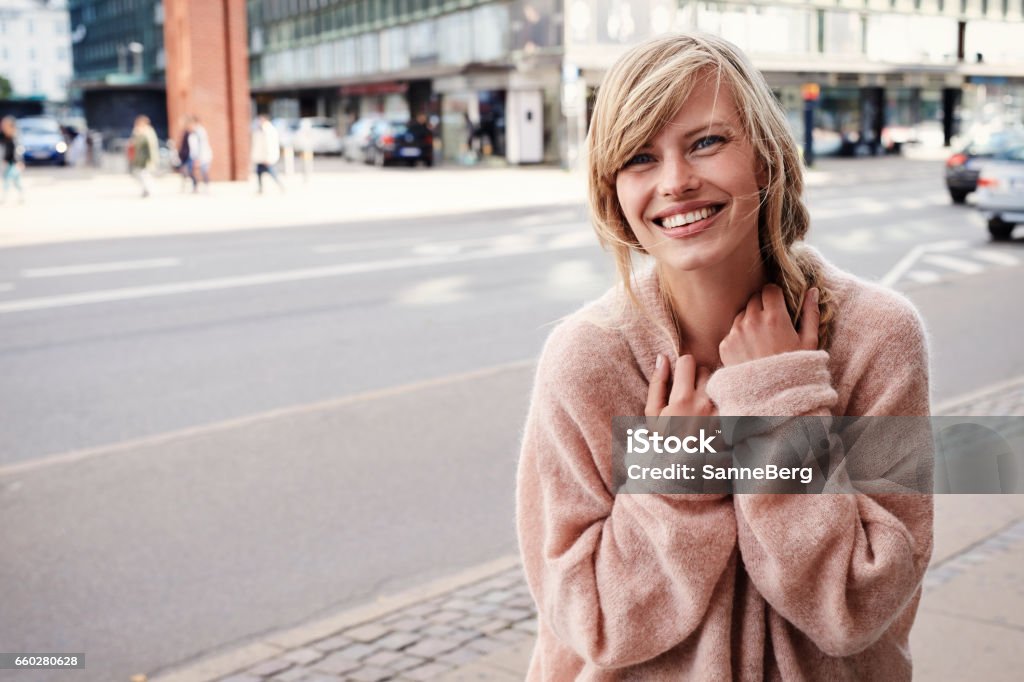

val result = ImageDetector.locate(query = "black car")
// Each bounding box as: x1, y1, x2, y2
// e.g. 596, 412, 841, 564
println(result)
945, 129, 1024, 204
365, 120, 433, 167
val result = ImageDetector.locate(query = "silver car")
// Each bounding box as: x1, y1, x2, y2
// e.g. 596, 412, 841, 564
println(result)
975, 145, 1024, 241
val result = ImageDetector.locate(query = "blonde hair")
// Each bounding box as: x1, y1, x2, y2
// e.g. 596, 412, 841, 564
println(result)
587, 32, 833, 350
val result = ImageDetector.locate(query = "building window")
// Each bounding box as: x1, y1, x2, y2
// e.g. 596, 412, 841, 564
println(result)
29, 47, 37, 61
27, 19, 34, 34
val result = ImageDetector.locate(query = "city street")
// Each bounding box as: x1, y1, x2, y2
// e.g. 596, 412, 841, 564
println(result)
1, 156, 1023, 681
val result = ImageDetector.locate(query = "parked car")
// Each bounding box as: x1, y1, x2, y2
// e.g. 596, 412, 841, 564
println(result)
364, 120, 434, 167
974, 144, 1024, 241
17, 116, 67, 165
945, 129, 1024, 204
294, 117, 342, 155
342, 117, 382, 163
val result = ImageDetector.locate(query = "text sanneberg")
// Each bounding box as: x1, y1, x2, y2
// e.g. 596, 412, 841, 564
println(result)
625, 428, 813, 485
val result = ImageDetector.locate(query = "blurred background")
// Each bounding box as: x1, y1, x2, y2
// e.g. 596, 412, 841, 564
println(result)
1, 1, 1023, 681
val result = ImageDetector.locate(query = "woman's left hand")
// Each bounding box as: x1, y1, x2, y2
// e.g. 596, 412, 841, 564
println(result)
719, 284, 819, 366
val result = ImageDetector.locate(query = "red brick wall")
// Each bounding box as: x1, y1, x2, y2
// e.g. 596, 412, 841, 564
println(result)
164, 0, 250, 181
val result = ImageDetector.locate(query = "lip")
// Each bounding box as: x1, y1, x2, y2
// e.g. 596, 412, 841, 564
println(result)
654, 203, 725, 238
651, 200, 724, 222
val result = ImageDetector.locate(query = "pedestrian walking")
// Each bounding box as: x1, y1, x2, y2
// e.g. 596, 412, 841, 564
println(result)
128, 114, 159, 198
251, 114, 284, 194
177, 116, 196, 192
191, 115, 213, 191
1, 116, 25, 204
517, 32, 933, 680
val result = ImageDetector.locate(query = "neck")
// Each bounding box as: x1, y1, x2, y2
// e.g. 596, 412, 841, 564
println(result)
659, 251, 768, 369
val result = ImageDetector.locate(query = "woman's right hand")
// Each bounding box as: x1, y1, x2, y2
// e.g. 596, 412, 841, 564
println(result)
646, 354, 716, 420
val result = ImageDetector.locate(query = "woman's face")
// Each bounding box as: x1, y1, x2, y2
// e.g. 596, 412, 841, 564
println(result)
615, 81, 766, 275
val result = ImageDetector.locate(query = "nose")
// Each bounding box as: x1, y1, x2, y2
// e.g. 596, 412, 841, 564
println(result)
656, 154, 700, 197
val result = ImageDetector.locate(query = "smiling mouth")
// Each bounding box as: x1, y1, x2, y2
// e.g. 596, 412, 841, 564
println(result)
653, 204, 724, 229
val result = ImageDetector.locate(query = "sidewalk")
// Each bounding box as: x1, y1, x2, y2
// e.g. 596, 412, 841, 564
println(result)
0, 153, 947, 249
149, 378, 1024, 682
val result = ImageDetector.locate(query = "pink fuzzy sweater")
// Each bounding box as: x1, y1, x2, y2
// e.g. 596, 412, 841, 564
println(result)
516, 255, 934, 680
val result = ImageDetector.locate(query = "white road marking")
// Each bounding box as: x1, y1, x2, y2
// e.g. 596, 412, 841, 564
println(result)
880, 240, 970, 287
970, 249, 1020, 266
546, 231, 595, 249
905, 270, 941, 284
21, 258, 181, 278
313, 237, 425, 253
0, 238, 591, 314
394, 275, 470, 305
921, 253, 985, 275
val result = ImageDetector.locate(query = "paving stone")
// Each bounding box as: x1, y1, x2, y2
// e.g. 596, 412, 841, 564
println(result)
361, 649, 404, 667
449, 615, 490, 630
284, 648, 326, 665
419, 623, 455, 638
403, 637, 463, 658
268, 668, 308, 682
480, 589, 515, 604
477, 618, 512, 634
375, 631, 419, 650
438, 597, 476, 612
443, 628, 482, 646
388, 616, 430, 632
494, 607, 534, 622
464, 602, 500, 617
312, 635, 356, 653
464, 637, 508, 655
491, 628, 529, 644
513, 619, 539, 634
312, 652, 362, 675
454, 582, 492, 599
343, 623, 392, 643
400, 662, 454, 681
247, 658, 294, 677
219, 675, 263, 682
427, 610, 463, 625
344, 666, 392, 682
334, 642, 378, 661
294, 675, 345, 682
506, 595, 535, 610
435, 647, 485, 666
402, 603, 436, 617
382, 653, 429, 673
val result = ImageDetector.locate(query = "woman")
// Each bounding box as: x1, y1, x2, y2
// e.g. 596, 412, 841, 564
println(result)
516, 33, 933, 679
1, 116, 25, 203
129, 114, 159, 198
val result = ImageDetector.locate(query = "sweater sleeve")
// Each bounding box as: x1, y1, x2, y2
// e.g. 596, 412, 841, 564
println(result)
705, 295, 934, 657
516, 320, 737, 668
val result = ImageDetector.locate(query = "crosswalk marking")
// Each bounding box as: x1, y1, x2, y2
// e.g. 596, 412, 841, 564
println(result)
921, 254, 985, 274
970, 249, 1020, 266
905, 270, 941, 284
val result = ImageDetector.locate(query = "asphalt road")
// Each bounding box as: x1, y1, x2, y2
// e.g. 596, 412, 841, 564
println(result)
1, 162, 1023, 681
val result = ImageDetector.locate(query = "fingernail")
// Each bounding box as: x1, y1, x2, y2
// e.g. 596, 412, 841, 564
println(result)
655, 354, 663, 370
810, 288, 819, 304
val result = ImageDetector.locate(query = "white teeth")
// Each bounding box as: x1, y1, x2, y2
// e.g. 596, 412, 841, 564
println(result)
661, 205, 718, 229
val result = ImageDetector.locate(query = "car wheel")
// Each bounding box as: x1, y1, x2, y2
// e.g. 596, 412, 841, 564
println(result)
949, 189, 968, 204
988, 217, 1014, 241
374, 150, 385, 168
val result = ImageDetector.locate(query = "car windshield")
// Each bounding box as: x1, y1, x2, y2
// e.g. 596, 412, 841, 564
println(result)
994, 146, 1024, 163
968, 131, 1024, 156
18, 118, 60, 134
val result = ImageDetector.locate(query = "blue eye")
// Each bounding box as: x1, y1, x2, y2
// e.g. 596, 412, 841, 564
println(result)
694, 135, 725, 150
623, 152, 655, 167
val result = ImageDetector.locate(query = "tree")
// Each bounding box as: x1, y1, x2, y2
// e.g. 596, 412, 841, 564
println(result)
0, 75, 11, 100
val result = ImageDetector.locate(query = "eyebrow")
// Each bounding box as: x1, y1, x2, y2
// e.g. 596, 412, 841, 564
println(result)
637, 122, 735, 150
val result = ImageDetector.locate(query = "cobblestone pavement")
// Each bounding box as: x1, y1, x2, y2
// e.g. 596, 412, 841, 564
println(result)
152, 379, 1024, 682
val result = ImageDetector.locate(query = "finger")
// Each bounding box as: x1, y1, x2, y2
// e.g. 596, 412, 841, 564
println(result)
668, 354, 697, 405
645, 353, 670, 417
798, 287, 821, 350
744, 293, 761, 322
696, 365, 712, 393
761, 284, 787, 316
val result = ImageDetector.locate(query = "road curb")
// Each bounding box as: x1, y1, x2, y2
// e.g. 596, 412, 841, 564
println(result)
150, 555, 521, 682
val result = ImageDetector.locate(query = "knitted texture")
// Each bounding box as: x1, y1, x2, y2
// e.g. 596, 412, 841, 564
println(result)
516, 254, 934, 680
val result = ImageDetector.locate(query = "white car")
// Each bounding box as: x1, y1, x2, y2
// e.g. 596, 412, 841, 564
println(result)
975, 145, 1024, 240
294, 117, 342, 155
